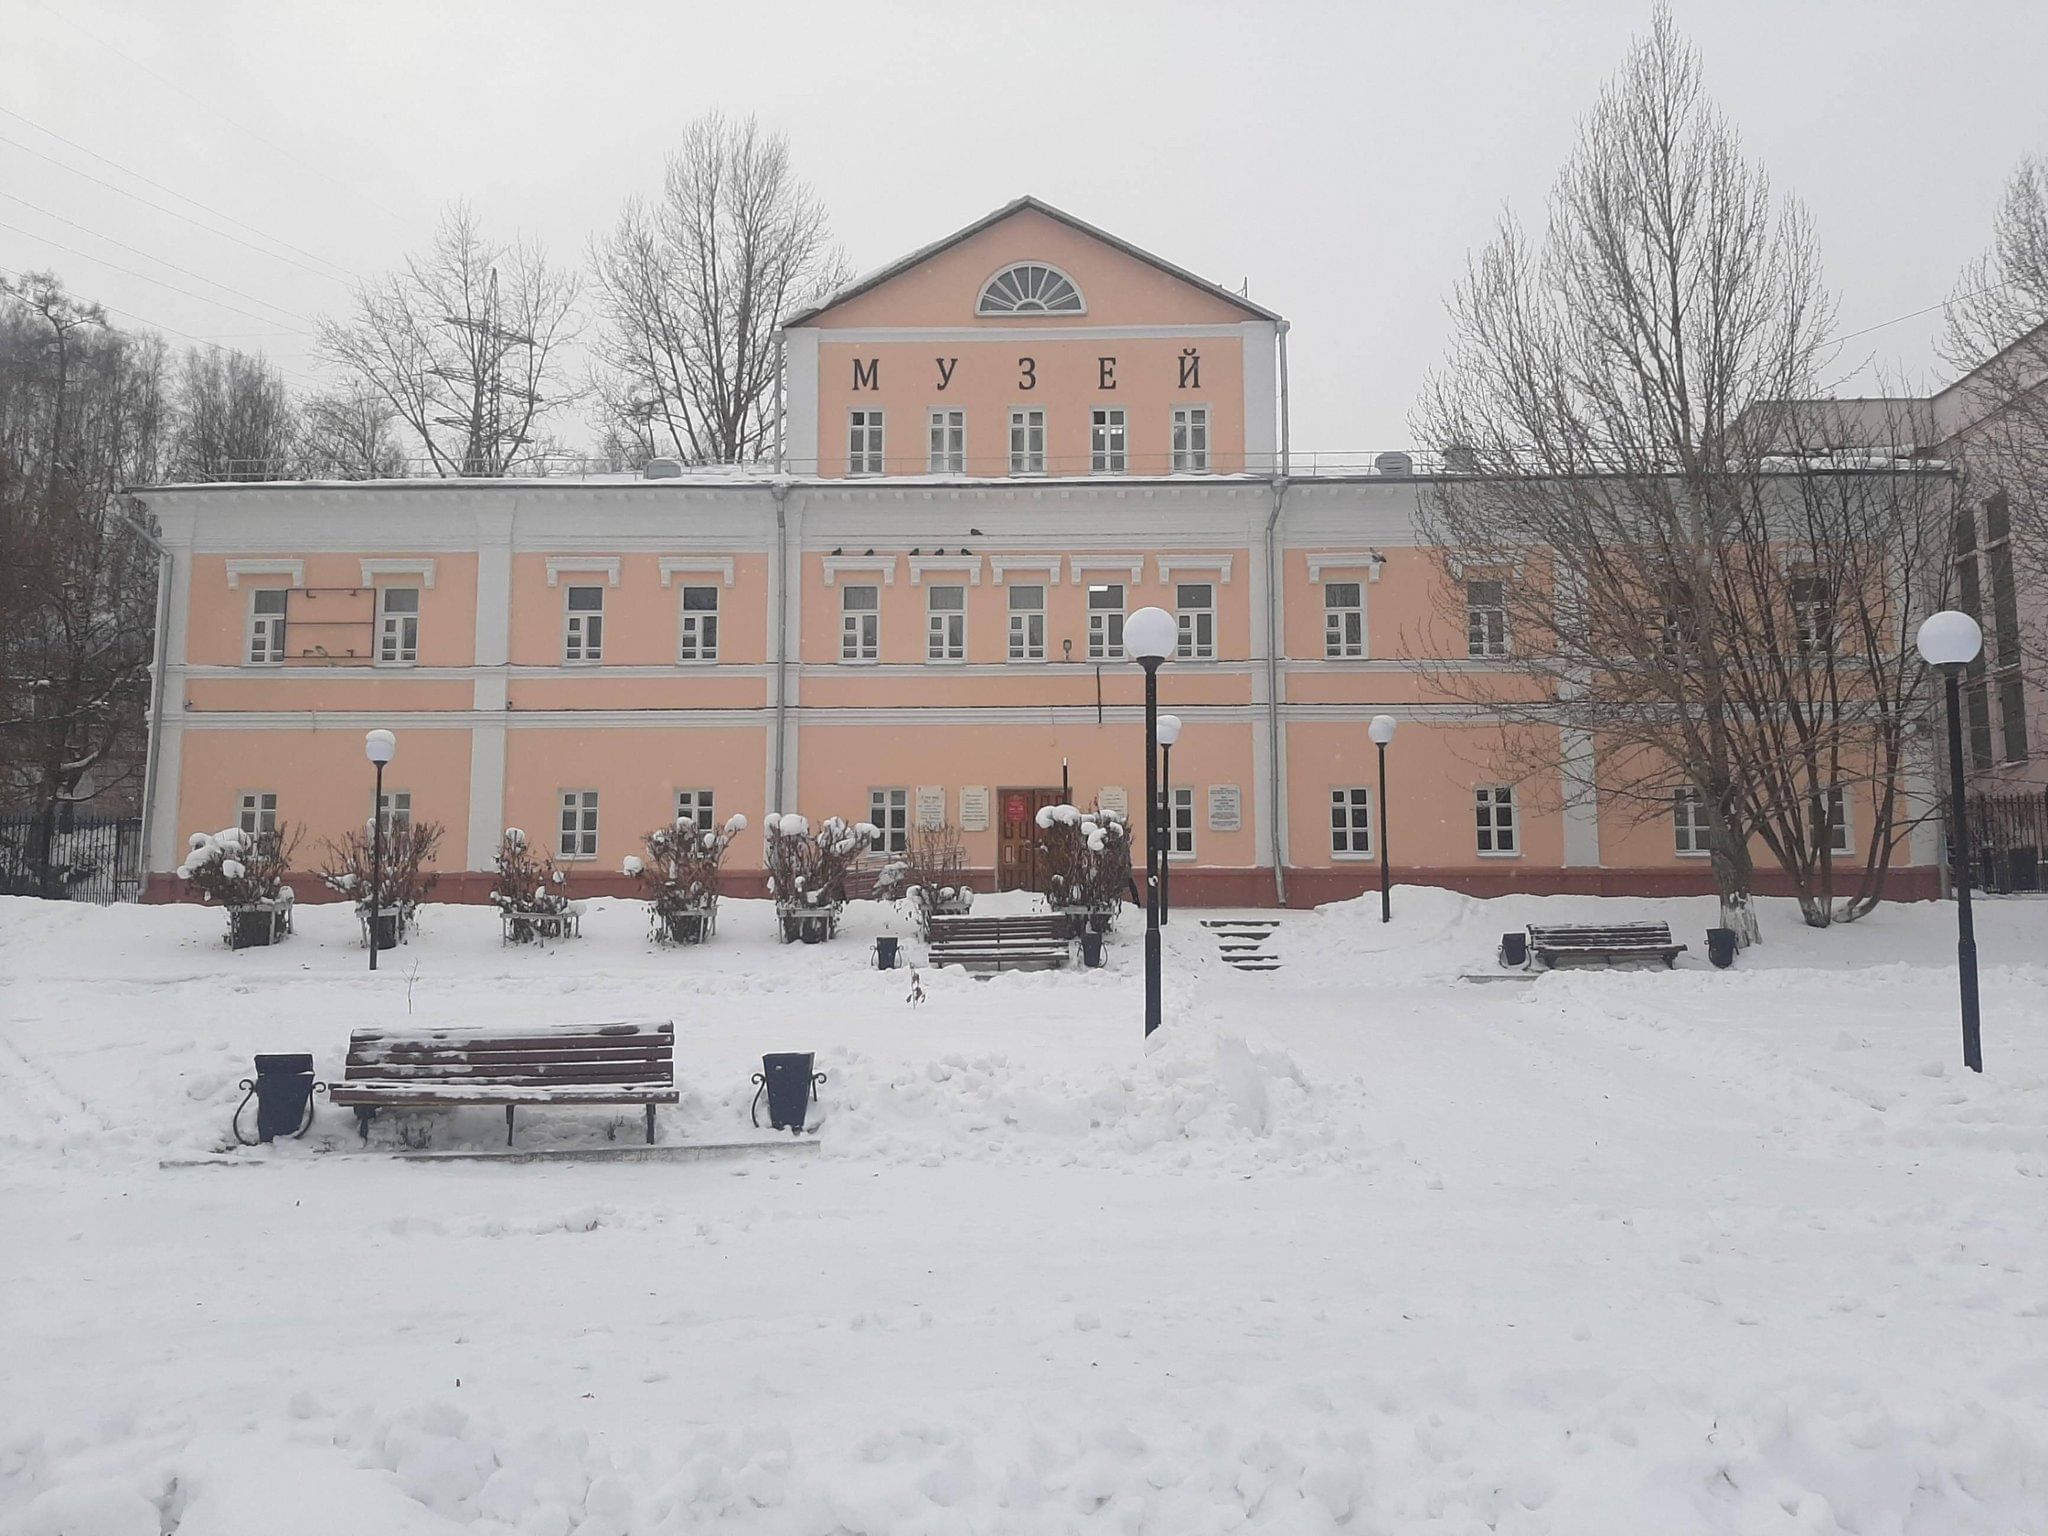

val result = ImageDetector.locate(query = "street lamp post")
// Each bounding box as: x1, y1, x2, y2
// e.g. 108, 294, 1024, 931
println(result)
1125, 607, 1176, 1038
1368, 715, 1397, 923
1916, 612, 1985, 1072
1156, 714, 1182, 927
364, 729, 396, 972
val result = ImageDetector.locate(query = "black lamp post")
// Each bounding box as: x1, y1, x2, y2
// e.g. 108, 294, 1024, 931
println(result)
364, 729, 395, 971
1916, 611, 1984, 1072
1125, 606, 1176, 1038
1368, 714, 1396, 923
1156, 713, 1182, 927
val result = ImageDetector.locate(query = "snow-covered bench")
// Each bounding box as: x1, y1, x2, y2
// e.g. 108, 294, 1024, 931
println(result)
1523, 922, 1685, 971
927, 914, 1074, 974
329, 1021, 676, 1146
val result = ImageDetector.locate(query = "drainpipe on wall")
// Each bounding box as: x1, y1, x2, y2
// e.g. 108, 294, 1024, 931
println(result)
1264, 320, 1293, 906
125, 499, 171, 890
770, 479, 792, 811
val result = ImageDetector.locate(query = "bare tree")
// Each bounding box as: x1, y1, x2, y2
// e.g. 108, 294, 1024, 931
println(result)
168, 346, 300, 482
299, 387, 409, 480
590, 113, 848, 466
1410, 8, 1947, 938
319, 202, 582, 476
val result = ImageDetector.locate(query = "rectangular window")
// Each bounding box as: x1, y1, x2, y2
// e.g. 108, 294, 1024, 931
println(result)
1169, 786, 1195, 858
841, 584, 879, 662
1673, 787, 1710, 856
1475, 785, 1519, 856
869, 787, 909, 855
926, 583, 966, 662
238, 791, 278, 836
928, 409, 965, 474
848, 409, 884, 475
1009, 409, 1046, 475
1330, 787, 1372, 857
1965, 676, 1996, 772
1466, 579, 1508, 658
1324, 581, 1365, 659
677, 584, 720, 663
1826, 787, 1852, 856
563, 585, 604, 664
1658, 582, 1697, 661
676, 788, 715, 832
247, 588, 288, 665
1090, 408, 1127, 473
1007, 583, 1046, 661
558, 790, 599, 859
1170, 406, 1209, 473
1790, 575, 1833, 655
1998, 673, 2030, 764
1984, 492, 2027, 763
1176, 582, 1215, 660
1087, 583, 1125, 660
376, 586, 419, 665
376, 790, 412, 836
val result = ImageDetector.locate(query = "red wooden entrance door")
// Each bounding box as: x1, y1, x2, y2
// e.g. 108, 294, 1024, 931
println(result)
996, 786, 1064, 892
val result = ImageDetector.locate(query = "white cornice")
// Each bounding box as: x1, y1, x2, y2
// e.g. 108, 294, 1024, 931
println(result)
545, 557, 621, 587
658, 557, 737, 587
908, 555, 983, 586
822, 554, 898, 586
1156, 554, 1234, 585
986, 556, 1063, 585
814, 323, 1250, 344
224, 559, 304, 589
1068, 555, 1145, 583
359, 558, 437, 588
1305, 551, 1386, 584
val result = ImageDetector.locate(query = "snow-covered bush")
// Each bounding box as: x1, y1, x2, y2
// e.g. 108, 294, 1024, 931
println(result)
902, 822, 974, 935
317, 820, 444, 924
488, 828, 571, 934
176, 823, 298, 907
763, 811, 874, 940
628, 813, 746, 941
1037, 802, 1133, 917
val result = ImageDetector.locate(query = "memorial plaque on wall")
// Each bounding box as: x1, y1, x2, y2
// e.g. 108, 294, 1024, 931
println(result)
916, 786, 946, 830
959, 786, 990, 832
1097, 785, 1129, 818
1208, 784, 1242, 832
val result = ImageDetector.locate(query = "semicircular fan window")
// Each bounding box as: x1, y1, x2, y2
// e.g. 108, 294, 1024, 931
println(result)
976, 263, 1085, 315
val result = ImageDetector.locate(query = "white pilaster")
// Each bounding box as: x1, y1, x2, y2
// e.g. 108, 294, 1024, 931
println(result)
1560, 725, 1602, 867
784, 327, 820, 475
147, 510, 195, 872
1241, 321, 1278, 474
466, 506, 514, 868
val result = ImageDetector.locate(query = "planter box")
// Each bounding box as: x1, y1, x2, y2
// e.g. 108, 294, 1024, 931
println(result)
781, 908, 836, 945
659, 909, 710, 946
502, 906, 582, 945
226, 899, 291, 950
359, 909, 403, 951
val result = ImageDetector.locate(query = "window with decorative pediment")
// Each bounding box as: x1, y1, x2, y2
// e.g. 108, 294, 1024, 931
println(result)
977, 263, 1084, 315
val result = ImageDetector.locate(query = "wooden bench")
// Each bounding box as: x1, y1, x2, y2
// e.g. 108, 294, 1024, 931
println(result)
927, 914, 1075, 973
329, 1021, 676, 1146
1525, 922, 1686, 971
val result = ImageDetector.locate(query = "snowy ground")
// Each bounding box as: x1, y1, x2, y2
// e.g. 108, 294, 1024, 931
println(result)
1, 887, 2043, 1534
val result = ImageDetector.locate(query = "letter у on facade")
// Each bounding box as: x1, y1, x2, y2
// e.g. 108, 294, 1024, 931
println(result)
128, 195, 1943, 907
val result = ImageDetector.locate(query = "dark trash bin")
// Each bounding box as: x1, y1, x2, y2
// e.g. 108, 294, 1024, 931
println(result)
233, 1053, 322, 1145
752, 1052, 826, 1134
370, 910, 400, 950
1706, 927, 1737, 969
229, 908, 279, 950
1080, 930, 1105, 968
1499, 931, 1528, 968
874, 935, 899, 969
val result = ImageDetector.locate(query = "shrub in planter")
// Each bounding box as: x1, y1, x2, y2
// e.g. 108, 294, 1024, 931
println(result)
489, 828, 576, 942
626, 812, 747, 945
763, 812, 875, 943
901, 822, 975, 938
1036, 802, 1132, 927
177, 823, 299, 945
319, 820, 445, 947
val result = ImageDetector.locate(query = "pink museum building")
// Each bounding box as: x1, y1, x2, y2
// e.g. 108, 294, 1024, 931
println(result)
130, 198, 1944, 905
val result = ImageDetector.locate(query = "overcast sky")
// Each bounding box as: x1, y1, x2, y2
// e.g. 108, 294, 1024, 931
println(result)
3, 0, 2043, 457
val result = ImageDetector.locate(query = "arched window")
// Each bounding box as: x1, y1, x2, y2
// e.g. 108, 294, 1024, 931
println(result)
976, 263, 1085, 316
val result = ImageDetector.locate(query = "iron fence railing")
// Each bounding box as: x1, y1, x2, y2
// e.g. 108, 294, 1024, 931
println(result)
0, 810, 145, 903
1965, 785, 2048, 893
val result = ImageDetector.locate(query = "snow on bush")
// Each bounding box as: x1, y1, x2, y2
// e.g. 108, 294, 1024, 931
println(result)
626, 813, 744, 937
316, 820, 445, 920
763, 812, 874, 928
1038, 801, 1132, 914
175, 824, 296, 906
489, 829, 571, 920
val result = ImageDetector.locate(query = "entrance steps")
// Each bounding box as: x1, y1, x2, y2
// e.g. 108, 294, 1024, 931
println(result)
1201, 917, 1282, 973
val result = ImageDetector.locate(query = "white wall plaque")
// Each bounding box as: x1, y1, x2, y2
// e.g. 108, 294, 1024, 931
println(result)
959, 786, 990, 832
915, 785, 947, 830
1208, 784, 1242, 832
1097, 785, 1129, 818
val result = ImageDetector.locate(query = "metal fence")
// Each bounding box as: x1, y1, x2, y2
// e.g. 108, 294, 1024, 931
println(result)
1966, 787, 2048, 894
0, 810, 145, 904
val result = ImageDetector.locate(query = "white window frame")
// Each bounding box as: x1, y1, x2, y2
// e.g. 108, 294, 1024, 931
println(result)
563, 584, 605, 664
926, 583, 967, 663
1465, 578, 1509, 659
1087, 582, 1125, 661
1090, 407, 1127, 474
676, 788, 715, 832
375, 789, 412, 836
1175, 582, 1215, 661
558, 789, 599, 860
677, 583, 720, 664
928, 408, 965, 474
247, 588, 288, 666
376, 585, 420, 666
841, 584, 880, 663
848, 408, 884, 475
1324, 581, 1365, 659
1673, 787, 1711, 857
1170, 405, 1210, 473
1330, 787, 1372, 859
869, 787, 909, 855
238, 791, 278, 837
1168, 786, 1196, 859
1791, 573, 1833, 656
1475, 785, 1520, 857
1826, 786, 1852, 856
1007, 583, 1047, 662
1009, 408, 1046, 475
